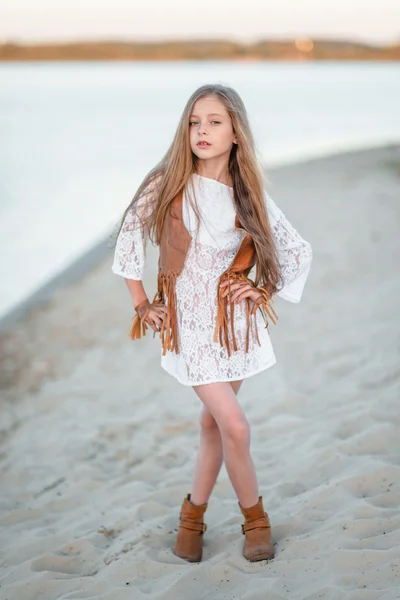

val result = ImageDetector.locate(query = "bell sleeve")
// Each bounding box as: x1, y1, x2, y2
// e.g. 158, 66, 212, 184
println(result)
112, 182, 157, 280
111, 208, 145, 280
265, 191, 313, 303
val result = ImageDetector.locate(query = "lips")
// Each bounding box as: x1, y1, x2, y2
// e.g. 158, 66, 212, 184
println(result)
197, 141, 211, 147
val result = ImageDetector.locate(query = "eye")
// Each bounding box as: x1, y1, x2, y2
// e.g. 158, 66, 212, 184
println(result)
189, 120, 221, 126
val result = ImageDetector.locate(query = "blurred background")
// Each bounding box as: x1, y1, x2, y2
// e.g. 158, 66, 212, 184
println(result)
0, 0, 399, 324
1, 5, 400, 597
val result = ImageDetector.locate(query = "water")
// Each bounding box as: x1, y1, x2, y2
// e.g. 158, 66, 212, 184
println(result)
1, 61, 399, 318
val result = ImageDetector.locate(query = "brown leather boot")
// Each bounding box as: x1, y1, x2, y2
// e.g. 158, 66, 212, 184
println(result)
172, 493, 208, 562
239, 495, 275, 562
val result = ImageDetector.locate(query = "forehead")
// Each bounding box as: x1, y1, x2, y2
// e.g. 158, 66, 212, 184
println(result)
190, 96, 229, 117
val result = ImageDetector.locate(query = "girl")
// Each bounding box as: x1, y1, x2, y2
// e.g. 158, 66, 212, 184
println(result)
112, 84, 312, 563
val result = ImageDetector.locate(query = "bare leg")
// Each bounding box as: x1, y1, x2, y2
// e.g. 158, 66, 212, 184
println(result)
191, 381, 259, 508
189, 380, 243, 505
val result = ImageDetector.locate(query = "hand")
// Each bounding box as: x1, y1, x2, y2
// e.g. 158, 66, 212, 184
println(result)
135, 299, 167, 333
145, 303, 167, 333
219, 278, 263, 304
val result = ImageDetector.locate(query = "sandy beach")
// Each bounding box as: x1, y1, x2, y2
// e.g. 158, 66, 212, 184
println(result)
1, 145, 400, 600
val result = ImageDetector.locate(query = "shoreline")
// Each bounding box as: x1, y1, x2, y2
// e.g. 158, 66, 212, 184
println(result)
0, 237, 111, 335
263, 137, 400, 168
1, 40, 399, 62
0, 141, 399, 336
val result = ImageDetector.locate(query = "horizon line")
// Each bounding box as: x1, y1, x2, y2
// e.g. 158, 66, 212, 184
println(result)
1, 34, 399, 48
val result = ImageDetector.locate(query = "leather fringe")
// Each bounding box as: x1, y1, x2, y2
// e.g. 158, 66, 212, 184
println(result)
129, 305, 150, 341
128, 272, 180, 355
153, 271, 180, 356
213, 273, 278, 358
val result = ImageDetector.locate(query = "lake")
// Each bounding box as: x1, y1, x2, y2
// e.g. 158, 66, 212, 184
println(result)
1, 61, 399, 318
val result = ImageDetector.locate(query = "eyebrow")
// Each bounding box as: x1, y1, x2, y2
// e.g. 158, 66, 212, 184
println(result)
189, 113, 224, 118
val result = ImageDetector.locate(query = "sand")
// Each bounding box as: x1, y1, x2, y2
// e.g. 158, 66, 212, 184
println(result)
1, 145, 400, 600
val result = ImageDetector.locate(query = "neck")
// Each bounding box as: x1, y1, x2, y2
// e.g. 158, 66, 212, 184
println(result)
195, 160, 232, 187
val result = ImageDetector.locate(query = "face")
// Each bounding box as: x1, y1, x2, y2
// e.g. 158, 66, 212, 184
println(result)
189, 95, 237, 160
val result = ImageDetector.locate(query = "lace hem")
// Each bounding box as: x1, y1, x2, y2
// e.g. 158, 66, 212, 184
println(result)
160, 354, 277, 386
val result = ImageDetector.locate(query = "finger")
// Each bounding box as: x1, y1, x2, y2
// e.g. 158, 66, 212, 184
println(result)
231, 285, 252, 302
145, 312, 162, 327
154, 304, 167, 312
219, 279, 232, 288
151, 304, 167, 314
234, 290, 253, 303
150, 320, 163, 332
220, 279, 238, 290
229, 282, 245, 290
225, 288, 245, 301
221, 282, 246, 298
151, 315, 164, 327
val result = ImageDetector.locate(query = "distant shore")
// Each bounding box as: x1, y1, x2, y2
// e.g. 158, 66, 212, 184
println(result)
1, 38, 399, 61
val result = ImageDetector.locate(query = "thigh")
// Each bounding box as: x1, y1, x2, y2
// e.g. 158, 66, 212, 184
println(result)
199, 379, 243, 429
193, 382, 247, 431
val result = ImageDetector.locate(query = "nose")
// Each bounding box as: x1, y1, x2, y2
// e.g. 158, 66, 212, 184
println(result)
197, 121, 209, 135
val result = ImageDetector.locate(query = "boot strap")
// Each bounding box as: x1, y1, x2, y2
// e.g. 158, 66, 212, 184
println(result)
242, 516, 271, 534
179, 519, 207, 533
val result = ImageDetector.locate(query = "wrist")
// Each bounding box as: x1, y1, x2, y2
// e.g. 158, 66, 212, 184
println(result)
253, 286, 271, 305
253, 291, 264, 306
134, 297, 150, 319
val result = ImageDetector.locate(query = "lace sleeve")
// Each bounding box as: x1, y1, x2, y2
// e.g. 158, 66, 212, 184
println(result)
111, 180, 158, 280
265, 191, 312, 303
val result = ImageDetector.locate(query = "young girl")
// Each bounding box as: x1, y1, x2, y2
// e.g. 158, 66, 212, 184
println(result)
112, 83, 312, 563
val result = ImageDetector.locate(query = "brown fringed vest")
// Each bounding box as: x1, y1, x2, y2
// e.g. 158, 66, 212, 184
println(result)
130, 188, 278, 357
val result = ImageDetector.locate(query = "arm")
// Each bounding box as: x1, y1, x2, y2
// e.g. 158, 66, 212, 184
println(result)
111, 201, 149, 308
265, 191, 312, 303
123, 279, 148, 310
112, 186, 165, 334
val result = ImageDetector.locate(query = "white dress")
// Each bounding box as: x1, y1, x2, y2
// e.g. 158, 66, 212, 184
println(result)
112, 173, 312, 386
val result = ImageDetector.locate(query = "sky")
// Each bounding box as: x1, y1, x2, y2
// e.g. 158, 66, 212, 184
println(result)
1, 0, 399, 45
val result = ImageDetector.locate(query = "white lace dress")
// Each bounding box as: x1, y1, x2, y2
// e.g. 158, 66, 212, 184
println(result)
112, 173, 312, 386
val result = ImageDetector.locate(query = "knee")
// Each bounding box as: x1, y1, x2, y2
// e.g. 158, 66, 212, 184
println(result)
223, 418, 250, 448
199, 409, 220, 436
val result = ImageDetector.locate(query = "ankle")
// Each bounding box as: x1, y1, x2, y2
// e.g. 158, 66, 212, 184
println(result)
238, 494, 260, 509
189, 496, 208, 506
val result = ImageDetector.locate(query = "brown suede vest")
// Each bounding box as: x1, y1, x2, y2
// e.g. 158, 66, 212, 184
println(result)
130, 188, 277, 356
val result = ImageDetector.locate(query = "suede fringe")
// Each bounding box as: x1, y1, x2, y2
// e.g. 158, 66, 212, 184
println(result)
213, 272, 278, 358
153, 271, 180, 356
129, 306, 150, 341
130, 270, 278, 358
129, 271, 180, 356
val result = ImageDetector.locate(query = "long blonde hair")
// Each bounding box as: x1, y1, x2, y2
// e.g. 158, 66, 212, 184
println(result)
115, 83, 282, 294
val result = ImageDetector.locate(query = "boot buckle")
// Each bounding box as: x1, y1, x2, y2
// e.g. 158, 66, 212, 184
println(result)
179, 519, 207, 533
242, 517, 270, 534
